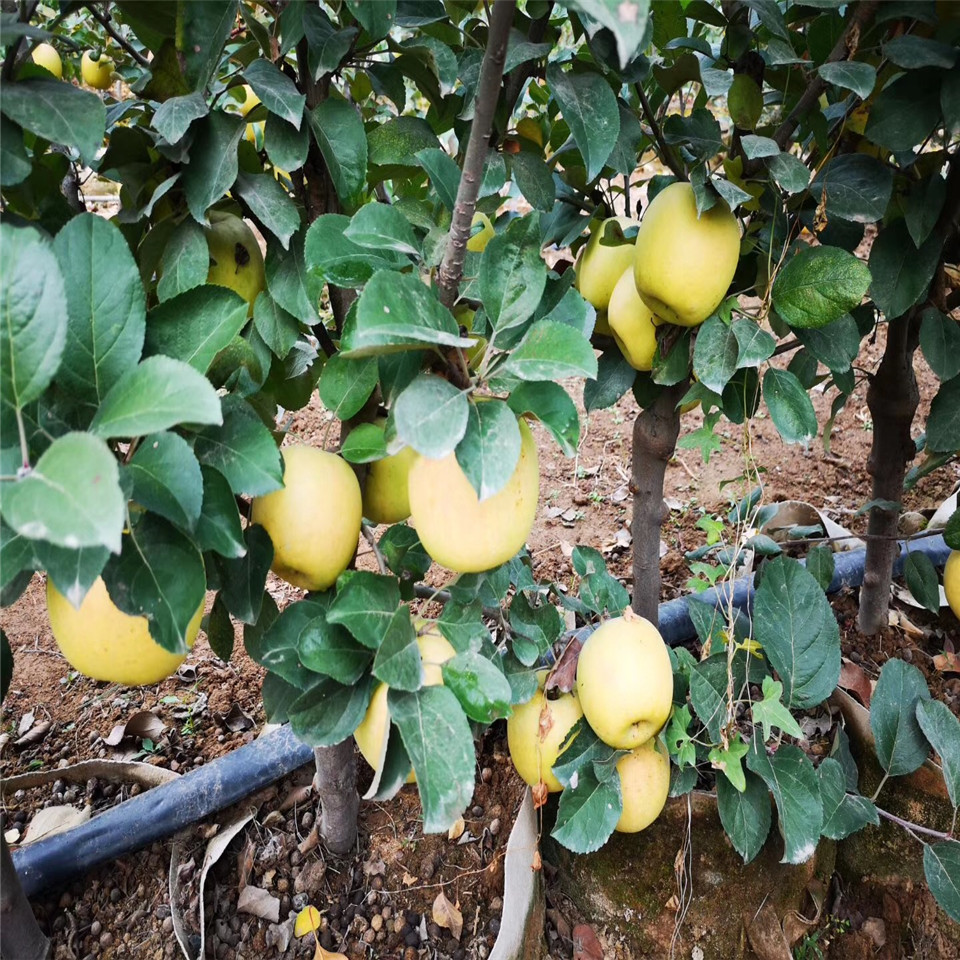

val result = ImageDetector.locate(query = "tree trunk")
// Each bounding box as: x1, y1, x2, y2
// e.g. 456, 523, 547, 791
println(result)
312, 741, 359, 855
1, 836, 50, 960
631, 383, 686, 624
857, 316, 920, 635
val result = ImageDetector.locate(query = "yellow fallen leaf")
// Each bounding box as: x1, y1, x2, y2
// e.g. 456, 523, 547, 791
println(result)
314, 944, 348, 960
447, 817, 465, 841
432, 890, 463, 940
294, 905, 323, 938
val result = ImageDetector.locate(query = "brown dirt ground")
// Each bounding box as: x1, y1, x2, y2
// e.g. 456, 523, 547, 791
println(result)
2, 322, 960, 960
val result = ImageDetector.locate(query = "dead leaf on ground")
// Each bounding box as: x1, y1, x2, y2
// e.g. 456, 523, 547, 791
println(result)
313, 945, 348, 960
838, 658, 873, 708
18, 711, 35, 736
362, 857, 386, 877
532, 782, 549, 809
934, 650, 960, 673
432, 890, 463, 940
14, 720, 52, 750
237, 885, 280, 922
744, 902, 791, 960
22, 804, 91, 844
402, 871, 418, 886
448, 817, 465, 841
104, 711, 164, 746
573, 923, 603, 960
214, 703, 254, 733
294, 905, 323, 938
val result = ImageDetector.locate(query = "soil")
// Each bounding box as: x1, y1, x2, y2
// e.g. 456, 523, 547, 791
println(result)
3, 322, 959, 960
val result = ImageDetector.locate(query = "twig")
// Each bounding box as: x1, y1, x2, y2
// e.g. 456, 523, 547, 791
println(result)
636, 83, 685, 180
875, 805, 953, 842
361, 523, 388, 575
85, 2, 150, 68
2, 0, 40, 82
435, 0, 516, 312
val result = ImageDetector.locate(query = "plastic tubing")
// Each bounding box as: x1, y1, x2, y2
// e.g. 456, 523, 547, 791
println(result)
12, 534, 952, 896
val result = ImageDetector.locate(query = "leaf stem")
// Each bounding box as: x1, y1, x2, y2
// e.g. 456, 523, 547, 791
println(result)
869, 770, 889, 803
875, 805, 953, 842
15, 408, 30, 471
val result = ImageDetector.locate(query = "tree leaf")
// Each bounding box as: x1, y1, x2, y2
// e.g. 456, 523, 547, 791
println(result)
731, 320, 776, 368
551, 765, 622, 854
870, 658, 932, 777
500, 321, 597, 381
915, 699, 960, 809
307, 98, 367, 206
195, 465, 247, 559
32, 541, 108, 610
304, 214, 408, 288
265, 231, 322, 324
924, 842, 960, 924
771, 245, 871, 329
762, 368, 817, 444
0, 116, 31, 186
289, 673, 376, 746
206, 592, 234, 662
479, 215, 548, 335
1, 433, 124, 553
126, 431, 203, 532
507, 381, 579, 456
441, 651, 512, 723
368, 115, 440, 167
864, 69, 942, 153
393, 374, 469, 460
372, 609, 422, 691
416, 147, 461, 211
868, 220, 941, 320
810, 154, 893, 224
566, 0, 652, 69
326, 571, 400, 649
927, 376, 960, 453
767, 151, 811, 194
454, 400, 522, 502
344, 203, 420, 256
216, 524, 273, 625
182, 111, 244, 224
340, 422, 387, 464
302, 4, 358, 78
905, 550, 941, 614
693, 315, 739, 393
583, 350, 636, 412
882, 35, 958, 70
317, 354, 378, 420
905, 173, 948, 249
244, 59, 306, 129
178, 0, 237, 90
817, 61, 877, 99
509, 151, 556, 213
152, 91, 209, 143
817, 757, 878, 841
264, 113, 310, 171
663, 109, 723, 160
157, 218, 209, 303
234, 171, 300, 250
716, 770, 772, 864
246, 596, 318, 688
752, 676, 804, 741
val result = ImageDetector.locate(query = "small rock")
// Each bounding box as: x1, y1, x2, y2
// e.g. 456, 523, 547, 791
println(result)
99, 932, 113, 949
162, 917, 174, 936
481, 767, 493, 783
489, 818, 501, 836
109, 888, 122, 904
90, 921, 102, 938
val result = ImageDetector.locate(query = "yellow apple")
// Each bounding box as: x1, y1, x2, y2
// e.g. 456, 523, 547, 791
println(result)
466, 212, 495, 252
607, 266, 659, 371
407, 415, 539, 573
507, 675, 583, 792
453, 304, 487, 368
575, 217, 639, 312
516, 117, 543, 147
576, 608, 674, 750
46, 577, 203, 686
31, 43, 62, 78
615, 737, 671, 833
945, 551, 960, 619
81, 50, 115, 89
633, 181, 740, 327
237, 84, 261, 117
251, 445, 362, 592
354, 625, 456, 781
204, 210, 265, 316
244, 121, 264, 146
363, 423, 418, 525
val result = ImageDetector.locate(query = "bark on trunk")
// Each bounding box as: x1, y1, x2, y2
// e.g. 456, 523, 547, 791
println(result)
857, 316, 920, 635
1, 835, 50, 960
631, 382, 686, 624
312, 740, 359, 855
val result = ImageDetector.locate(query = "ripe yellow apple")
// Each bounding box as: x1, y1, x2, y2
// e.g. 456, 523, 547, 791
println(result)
81, 50, 115, 89
46, 577, 203, 686
576, 609, 674, 750
251, 445, 362, 592
466, 212, 495, 253
204, 210, 265, 316
238, 84, 261, 117
244, 121, 263, 146
633, 181, 740, 327
607, 267, 659, 371
453, 304, 487, 368
407, 415, 539, 573
363, 422, 418, 525
575, 217, 639, 312
507, 675, 583, 792
31, 43, 62, 78
615, 737, 671, 833
354, 625, 456, 781
945, 551, 960, 619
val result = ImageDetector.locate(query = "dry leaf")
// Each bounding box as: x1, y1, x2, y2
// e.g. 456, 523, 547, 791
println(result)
545, 635, 584, 694
743, 902, 791, 960
313, 943, 348, 960
362, 857, 386, 877
447, 817, 465, 841
14, 720, 51, 750
402, 871, 418, 886
294, 905, 323, 938
934, 650, 960, 673
432, 891, 463, 940
572, 923, 603, 960
237, 885, 280, 922
214, 703, 254, 733
18, 711, 34, 736
531, 782, 549, 809
22, 804, 91, 844
838, 658, 873, 708
104, 710, 164, 746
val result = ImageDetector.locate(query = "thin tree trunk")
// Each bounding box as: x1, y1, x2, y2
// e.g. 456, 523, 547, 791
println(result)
1, 836, 50, 960
631, 383, 686, 624
312, 742, 359, 855
857, 316, 920, 635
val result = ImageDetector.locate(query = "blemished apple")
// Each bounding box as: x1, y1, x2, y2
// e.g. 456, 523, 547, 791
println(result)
576, 608, 674, 750
251, 445, 362, 592
47, 577, 203, 686
575, 216, 640, 312
607, 267, 659, 371
633, 181, 740, 327
407, 415, 539, 573
615, 737, 671, 832
204, 210, 265, 316
507, 675, 583, 792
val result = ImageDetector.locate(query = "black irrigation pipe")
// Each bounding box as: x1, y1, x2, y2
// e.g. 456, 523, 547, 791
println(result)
11, 533, 952, 897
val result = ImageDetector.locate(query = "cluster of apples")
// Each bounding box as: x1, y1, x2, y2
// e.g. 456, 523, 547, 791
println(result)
507, 609, 675, 833
576, 182, 741, 369
31, 41, 116, 89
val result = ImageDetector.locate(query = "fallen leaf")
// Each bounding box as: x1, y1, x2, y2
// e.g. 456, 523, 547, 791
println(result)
104, 711, 164, 747
237, 885, 280, 923
22, 804, 91, 844
18, 711, 34, 736
362, 857, 386, 877
573, 923, 603, 960
14, 720, 51, 750
402, 871, 418, 886
294, 905, 323, 938
838, 658, 873, 708
238, 837, 256, 889
743, 902, 791, 960
531, 849, 542, 871
314, 943, 348, 960
432, 891, 463, 940
447, 817, 465, 841
214, 703, 254, 733
532, 782, 549, 809
934, 650, 960, 673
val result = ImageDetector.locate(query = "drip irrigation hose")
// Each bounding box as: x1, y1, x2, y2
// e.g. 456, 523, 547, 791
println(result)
10, 533, 952, 897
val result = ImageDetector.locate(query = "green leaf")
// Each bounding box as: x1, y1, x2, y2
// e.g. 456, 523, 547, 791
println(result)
772, 245, 871, 329
302, 5, 357, 79
304, 214, 408, 288
178, 0, 236, 89
246, 596, 317, 688
102, 514, 206, 653
345, 0, 395, 40
805, 545, 835, 592
317, 354, 378, 420
817, 61, 876, 99
244, 59, 306, 129
193, 395, 282, 496
915, 699, 960, 809
1, 433, 124, 553
509, 152, 555, 213
584, 351, 636, 412
500, 321, 597, 382
927, 376, 960, 453
924, 842, 960, 924
746, 737, 822, 864
157, 218, 208, 303
252, 292, 300, 358
127, 431, 203, 532
416, 147, 460, 211
507, 381, 579, 456
455, 400, 522, 502
265, 113, 310, 171
182, 111, 244, 224
372, 608, 422, 691
31, 541, 106, 610
340, 422, 387, 464
195, 465, 246, 559
344, 203, 420, 257
817, 757, 878, 841
864, 70, 942, 153
0, 116, 30, 187
870, 658, 932, 777
234, 172, 300, 250
868, 220, 941, 320
546, 62, 619, 181
265, 231, 321, 324
752, 676, 804, 741
731, 320, 775, 368
767, 151, 811, 194
289, 673, 376, 746
393, 374, 469, 460
378, 523, 430, 580
710, 737, 750, 792
327, 571, 401, 649
883, 34, 958, 70
716, 770, 772, 864
206, 592, 234, 662
762, 369, 817, 444
478, 216, 547, 335
566, 0, 652, 69
551, 765, 622, 854
795, 314, 861, 374
739, 135, 779, 160
368, 115, 440, 167
307, 98, 368, 206
692, 316, 739, 393
0, 78, 105, 165
441, 651, 512, 723
753, 555, 840, 709
152, 92, 208, 144
298, 609, 372, 684
905, 551, 941, 614
905, 174, 947, 250
810, 154, 893, 224
215, 524, 273, 625
662, 108, 723, 160
389, 685, 475, 832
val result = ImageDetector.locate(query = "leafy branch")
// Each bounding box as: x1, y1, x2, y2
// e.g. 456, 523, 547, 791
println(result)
84, 3, 150, 68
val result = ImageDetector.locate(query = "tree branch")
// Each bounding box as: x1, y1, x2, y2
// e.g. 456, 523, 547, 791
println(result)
436, 0, 516, 312
636, 83, 685, 180
85, 2, 150, 68
773, 0, 879, 150
1, 0, 39, 81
